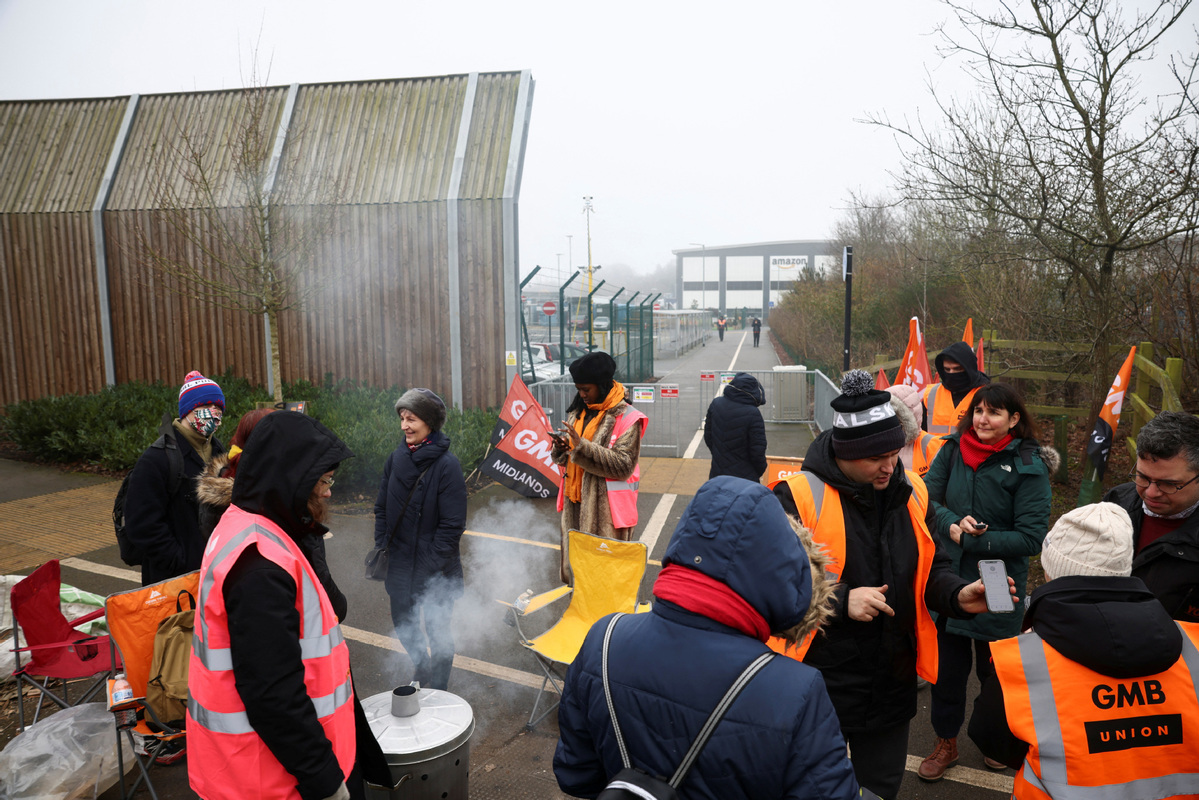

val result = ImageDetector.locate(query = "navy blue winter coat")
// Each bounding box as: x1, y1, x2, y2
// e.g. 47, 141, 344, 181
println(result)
554, 477, 858, 800
703, 372, 768, 481
373, 432, 467, 602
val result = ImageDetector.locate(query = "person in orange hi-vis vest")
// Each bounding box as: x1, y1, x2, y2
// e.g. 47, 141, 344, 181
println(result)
970, 502, 1199, 799
768, 369, 1012, 800
189, 412, 389, 800
922, 341, 990, 435
551, 351, 647, 585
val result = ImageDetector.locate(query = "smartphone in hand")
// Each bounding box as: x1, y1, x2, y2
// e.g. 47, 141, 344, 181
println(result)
978, 559, 1015, 613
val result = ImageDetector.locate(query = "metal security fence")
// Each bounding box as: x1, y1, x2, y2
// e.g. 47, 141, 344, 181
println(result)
812, 369, 840, 432
654, 311, 712, 359
697, 368, 818, 425
529, 375, 683, 457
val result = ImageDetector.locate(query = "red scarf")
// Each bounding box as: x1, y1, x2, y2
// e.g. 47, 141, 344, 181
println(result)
959, 428, 1012, 471
652, 564, 771, 642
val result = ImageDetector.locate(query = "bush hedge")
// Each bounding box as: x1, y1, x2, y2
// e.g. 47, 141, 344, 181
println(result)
0, 371, 498, 499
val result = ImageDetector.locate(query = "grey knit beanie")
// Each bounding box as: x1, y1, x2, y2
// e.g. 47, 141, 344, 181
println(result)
1041, 502, 1134, 579
395, 388, 447, 432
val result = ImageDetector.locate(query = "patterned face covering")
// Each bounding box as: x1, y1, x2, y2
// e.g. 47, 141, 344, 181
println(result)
191, 405, 223, 439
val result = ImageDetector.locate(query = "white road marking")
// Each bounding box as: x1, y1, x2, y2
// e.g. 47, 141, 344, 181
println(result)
683, 429, 705, 459
727, 331, 747, 370
638, 493, 677, 555
61, 557, 141, 583
903, 755, 1014, 792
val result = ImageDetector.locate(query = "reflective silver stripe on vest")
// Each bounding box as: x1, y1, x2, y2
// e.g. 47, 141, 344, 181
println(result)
1016, 627, 1199, 800
925, 385, 956, 435
189, 673, 353, 736
605, 479, 638, 492
798, 472, 826, 518
195, 522, 338, 672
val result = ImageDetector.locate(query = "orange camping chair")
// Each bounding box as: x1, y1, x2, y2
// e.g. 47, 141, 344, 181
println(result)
504, 530, 649, 728
10, 559, 119, 731
105, 571, 200, 800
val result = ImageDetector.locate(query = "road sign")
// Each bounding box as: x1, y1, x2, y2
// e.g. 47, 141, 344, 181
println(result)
542, 301, 557, 316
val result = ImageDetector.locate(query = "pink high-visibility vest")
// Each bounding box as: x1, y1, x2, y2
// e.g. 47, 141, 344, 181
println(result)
557, 406, 648, 529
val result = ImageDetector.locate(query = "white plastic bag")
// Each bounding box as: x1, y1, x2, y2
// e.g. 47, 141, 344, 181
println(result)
0, 704, 132, 800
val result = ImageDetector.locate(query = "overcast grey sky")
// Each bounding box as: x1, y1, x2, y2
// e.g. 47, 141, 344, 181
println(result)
1, 1, 1189, 290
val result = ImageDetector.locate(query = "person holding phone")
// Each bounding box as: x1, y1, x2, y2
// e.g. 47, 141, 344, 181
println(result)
551, 351, 647, 585
917, 383, 1056, 781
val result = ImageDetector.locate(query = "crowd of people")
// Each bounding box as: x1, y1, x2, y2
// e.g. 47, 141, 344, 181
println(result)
114, 334, 1199, 799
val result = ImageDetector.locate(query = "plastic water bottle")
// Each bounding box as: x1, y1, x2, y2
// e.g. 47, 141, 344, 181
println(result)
514, 589, 533, 613
112, 674, 137, 727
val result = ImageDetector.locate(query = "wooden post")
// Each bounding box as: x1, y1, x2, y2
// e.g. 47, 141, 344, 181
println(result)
1166, 357, 1183, 409
1053, 416, 1069, 484
1130, 341, 1154, 442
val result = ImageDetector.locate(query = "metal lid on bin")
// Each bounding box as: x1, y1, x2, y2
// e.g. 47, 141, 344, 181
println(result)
362, 689, 475, 765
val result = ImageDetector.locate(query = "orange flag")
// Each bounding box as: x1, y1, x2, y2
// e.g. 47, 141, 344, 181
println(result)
875, 369, 891, 390
1085, 346, 1136, 479
962, 318, 974, 345
975, 336, 986, 373
898, 317, 931, 392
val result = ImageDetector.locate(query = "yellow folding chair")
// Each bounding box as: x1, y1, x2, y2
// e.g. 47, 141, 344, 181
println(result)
506, 530, 649, 728
105, 571, 200, 800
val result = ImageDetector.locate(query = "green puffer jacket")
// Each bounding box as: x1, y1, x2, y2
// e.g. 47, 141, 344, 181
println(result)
923, 433, 1055, 640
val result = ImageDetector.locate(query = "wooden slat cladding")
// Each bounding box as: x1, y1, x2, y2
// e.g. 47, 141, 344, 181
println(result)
0, 98, 127, 213
1, 72, 527, 410
0, 212, 105, 402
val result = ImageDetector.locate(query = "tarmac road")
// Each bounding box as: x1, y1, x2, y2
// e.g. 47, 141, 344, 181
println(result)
0, 327, 1014, 799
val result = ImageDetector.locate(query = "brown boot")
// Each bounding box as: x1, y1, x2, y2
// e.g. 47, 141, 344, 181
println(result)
917, 736, 958, 781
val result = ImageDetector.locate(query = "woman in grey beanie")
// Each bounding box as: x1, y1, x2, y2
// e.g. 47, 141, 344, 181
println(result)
372, 388, 466, 691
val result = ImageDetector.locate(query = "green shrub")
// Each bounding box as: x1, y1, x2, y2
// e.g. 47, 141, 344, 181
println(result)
0, 375, 499, 499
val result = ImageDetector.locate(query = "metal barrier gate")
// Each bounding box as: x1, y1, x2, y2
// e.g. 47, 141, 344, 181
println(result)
529, 374, 684, 457
697, 368, 823, 425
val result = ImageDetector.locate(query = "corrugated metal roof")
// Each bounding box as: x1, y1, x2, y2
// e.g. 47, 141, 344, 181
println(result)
107, 88, 289, 211
0, 98, 128, 213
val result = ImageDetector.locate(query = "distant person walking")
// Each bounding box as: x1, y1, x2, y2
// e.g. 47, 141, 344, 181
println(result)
716, 315, 727, 342
752, 317, 762, 347
704, 372, 768, 482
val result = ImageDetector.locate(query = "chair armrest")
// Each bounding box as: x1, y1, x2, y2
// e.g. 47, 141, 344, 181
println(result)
69, 607, 107, 628
522, 585, 573, 616
12, 634, 110, 653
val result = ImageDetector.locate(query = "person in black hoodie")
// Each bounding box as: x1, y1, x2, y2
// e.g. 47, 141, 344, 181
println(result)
374, 389, 466, 691
922, 341, 989, 434
969, 502, 1199, 797
704, 372, 768, 481
189, 411, 390, 800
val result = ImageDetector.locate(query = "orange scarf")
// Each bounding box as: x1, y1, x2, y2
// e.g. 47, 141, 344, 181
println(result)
563, 382, 626, 504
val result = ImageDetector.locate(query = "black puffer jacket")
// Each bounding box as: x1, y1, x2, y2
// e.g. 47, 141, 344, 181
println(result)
124, 416, 225, 585
373, 431, 467, 602
704, 372, 768, 481
773, 430, 973, 731
216, 412, 367, 800
1104, 481, 1199, 622
969, 576, 1183, 768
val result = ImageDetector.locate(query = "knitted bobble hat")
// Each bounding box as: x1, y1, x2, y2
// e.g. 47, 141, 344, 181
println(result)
830, 369, 906, 460
178, 371, 225, 419
1041, 502, 1134, 579
395, 388, 448, 433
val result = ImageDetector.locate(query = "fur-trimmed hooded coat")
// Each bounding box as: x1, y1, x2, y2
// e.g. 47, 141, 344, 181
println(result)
551, 396, 644, 584
554, 477, 858, 800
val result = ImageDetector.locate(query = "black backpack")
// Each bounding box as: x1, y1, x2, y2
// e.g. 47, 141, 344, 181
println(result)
113, 415, 184, 566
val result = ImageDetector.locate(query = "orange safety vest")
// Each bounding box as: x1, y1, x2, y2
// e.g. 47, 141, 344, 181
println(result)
913, 432, 948, 477
991, 623, 1199, 800
188, 505, 355, 800
557, 406, 648, 529
765, 470, 940, 683
923, 384, 980, 435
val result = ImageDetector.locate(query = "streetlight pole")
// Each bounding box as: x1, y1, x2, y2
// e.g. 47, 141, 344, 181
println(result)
690, 242, 706, 346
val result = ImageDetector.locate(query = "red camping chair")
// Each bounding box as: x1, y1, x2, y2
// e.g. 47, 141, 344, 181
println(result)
10, 559, 120, 731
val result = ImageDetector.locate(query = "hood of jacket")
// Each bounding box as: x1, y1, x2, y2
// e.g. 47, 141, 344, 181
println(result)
936, 340, 988, 388
196, 453, 232, 508
1025, 575, 1182, 678
943, 430, 1062, 476
231, 411, 353, 540
662, 476, 830, 637
723, 373, 765, 407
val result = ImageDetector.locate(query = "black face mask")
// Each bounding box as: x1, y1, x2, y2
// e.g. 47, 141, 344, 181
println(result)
941, 370, 972, 392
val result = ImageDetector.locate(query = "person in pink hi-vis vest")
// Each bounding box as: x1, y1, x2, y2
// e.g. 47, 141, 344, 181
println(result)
551, 351, 647, 584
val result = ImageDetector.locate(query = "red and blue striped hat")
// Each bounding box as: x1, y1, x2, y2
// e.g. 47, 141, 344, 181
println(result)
178, 371, 225, 418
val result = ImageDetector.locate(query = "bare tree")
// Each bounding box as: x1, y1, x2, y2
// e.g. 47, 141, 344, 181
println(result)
873, 0, 1199, 418
133, 71, 346, 403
